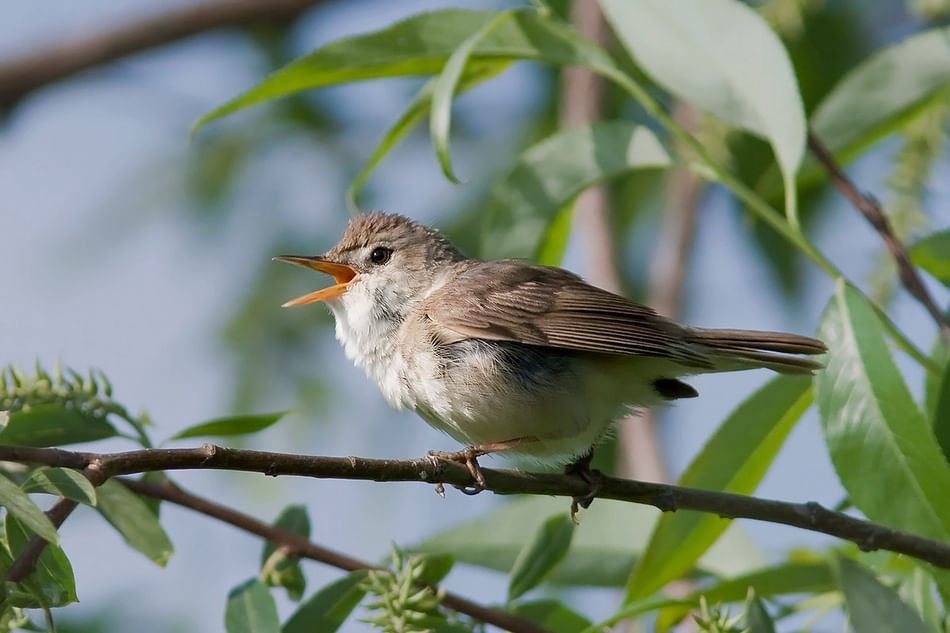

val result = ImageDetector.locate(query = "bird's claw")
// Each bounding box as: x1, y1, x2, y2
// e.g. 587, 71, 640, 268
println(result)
565, 451, 603, 524
427, 446, 487, 493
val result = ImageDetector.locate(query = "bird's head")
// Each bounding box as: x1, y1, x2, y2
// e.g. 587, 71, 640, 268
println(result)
275, 212, 465, 321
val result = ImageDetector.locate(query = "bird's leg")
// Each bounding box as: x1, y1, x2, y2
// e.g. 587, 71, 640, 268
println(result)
565, 448, 604, 523
427, 436, 540, 494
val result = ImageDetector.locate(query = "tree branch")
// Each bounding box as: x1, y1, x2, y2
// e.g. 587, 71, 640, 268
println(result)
0, 0, 322, 109
2, 444, 949, 570
807, 131, 950, 346
118, 478, 547, 633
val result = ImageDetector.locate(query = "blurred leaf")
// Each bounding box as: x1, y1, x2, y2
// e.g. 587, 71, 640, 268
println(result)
430, 11, 513, 183
21, 468, 96, 506
282, 572, 367, 633
0, 405, 116, 447
600, 0, 805, 182
925, 338, 949, 423
169, 411, 287, 440
196, 9, 618, 132
812, 25, 950, 165
0, 473, 58, 545
655, 560, 833, 631
260, 505, 309, 601
933, 356, 950, 462
347, 61, 509, 214
898, 567, 945, 632
744, 593, 776, 633
484, 122, 670, 259
625, 375, 812, 601
225, 579, 280, 633
416, 553, 454, 586
4, 515, 76, 607
415, 496, 764, 587
509, 600, 591, 633
535, 202, 575, 266
910, 229, 950, 288
835, 557, 931, 633
508, 513, 575, 601
815, 282, 950, 543
96, 479, 173, 566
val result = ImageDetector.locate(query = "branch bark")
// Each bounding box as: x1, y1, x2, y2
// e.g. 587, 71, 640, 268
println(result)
807, 131, 950, 347
0, 0, 322, 109
119, 477, 546, 633
2, 444, 949, 570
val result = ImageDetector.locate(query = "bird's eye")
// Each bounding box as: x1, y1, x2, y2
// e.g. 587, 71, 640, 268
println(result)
369, 246, 392, 265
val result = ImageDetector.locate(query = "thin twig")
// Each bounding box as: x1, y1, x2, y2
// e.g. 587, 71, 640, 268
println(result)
0, 0, 322, 109
807, 131, 950, 346
2, 444, 949, 570
119, 478, 546, 633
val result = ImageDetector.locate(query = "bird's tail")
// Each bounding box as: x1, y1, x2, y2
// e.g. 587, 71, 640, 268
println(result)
687, 328, 827, 374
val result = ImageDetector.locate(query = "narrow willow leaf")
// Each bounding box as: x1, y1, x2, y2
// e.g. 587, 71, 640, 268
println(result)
225, 579, 280, 633
430, 11, 513, 183
282, 572, 367, 633
745, 593, 777, 633
534, 202, 575, 266
654, 560, 833, 631
0, 405, 116, 447
0, 473, 58, 545
195, 9, 618, 133
933, 362, 950, 462
835, 557, 931, 633
96, 479, 174, 566
4, 515, 76, 607
507, 513, 575, 601
484, 122, 670, 259
600, 0, 805, 181
21, 467, 97, 506
815, 281, 950, 542
260, 505, 309, 601
170, 411, 287, 440
625, 375, 812, 601
812, 26, 950, 164
346, 61, 509, 214
415, 496, 763, 587
509, 599, 592, 633
416, 553, 454, 586
910, 229, 950, 288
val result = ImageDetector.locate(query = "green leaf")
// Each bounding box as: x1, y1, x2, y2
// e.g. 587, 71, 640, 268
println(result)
0, 405, 117, 447
282, 572, 367, 633
654, 560, 833, 631
932, 339, 950, 463
21, 467, 97, 506
195, 9, 618, 133
534, 202, 575, 267
415, 553, 454, 586
625, 375, 813, 601
812, 26, 950, 165
96, 479, 173, 566
835, 557, 931, 633
346, 61, 509, 214
430, 11, 513, 183
508, 513, 575, 601
744, 593, 776, 633
910, 229, 950, 288
170, 411, 286, 440
415, 496, 764, 587
0, 473, 58, 545
484, 122, 670, 259
225, 578, 280, 633
3, 515, 76, 607
600, 0, 805, 182
509, 600, 591, 633
260, 505, 309, 601
815, 281, 950, 543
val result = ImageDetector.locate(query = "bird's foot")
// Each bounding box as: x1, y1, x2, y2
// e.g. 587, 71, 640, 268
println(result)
427, 446, 487, 494
565, 450, 603, 523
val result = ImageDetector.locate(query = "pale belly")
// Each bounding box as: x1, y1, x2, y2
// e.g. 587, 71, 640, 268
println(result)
403, 340, 666, 464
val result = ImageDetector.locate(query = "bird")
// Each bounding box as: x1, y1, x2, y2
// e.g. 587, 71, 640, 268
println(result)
275, 212, 826, 500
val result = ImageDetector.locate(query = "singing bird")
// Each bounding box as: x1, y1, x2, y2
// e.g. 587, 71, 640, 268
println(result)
276, 213, 825, 491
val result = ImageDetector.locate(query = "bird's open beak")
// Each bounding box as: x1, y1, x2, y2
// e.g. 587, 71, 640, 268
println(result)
273, 255, 358, 307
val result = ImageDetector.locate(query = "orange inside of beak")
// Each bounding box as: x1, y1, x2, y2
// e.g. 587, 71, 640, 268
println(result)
274, 256, 358, 307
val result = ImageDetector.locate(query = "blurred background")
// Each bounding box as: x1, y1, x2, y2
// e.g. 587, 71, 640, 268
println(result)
2, 0, 949, 631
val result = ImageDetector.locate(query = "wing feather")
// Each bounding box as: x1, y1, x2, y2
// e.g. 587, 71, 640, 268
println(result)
422, 260, 712, 368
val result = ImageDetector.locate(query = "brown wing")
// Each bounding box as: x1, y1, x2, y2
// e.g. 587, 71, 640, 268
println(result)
423, 260, 713, 368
